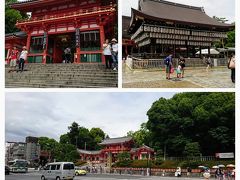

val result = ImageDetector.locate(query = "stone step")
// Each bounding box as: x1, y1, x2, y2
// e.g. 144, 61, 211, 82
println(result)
6, 82, 117, 88
5, 64, 118, 88
6, 73, 118, 78
6, 78, 117, 84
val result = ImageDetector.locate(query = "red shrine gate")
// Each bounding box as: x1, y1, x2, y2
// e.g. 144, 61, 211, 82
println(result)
78, 137, 155, 167
9, 0, 116, 64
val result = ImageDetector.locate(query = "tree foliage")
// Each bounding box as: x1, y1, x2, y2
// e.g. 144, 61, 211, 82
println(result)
127, 123, 151, 147
145, 93, 235, 156
65, 122, 106, 150
5, 0, 28, 33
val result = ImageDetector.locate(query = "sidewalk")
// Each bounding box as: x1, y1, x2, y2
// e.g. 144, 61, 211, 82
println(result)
123, 64, 235, 88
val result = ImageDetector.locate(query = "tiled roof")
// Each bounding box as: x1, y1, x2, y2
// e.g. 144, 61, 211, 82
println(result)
131, 0, 233, 28
130, 145, 154, 153
77, 149, 101, 155
99, 137, 133, 145
5, 31, 27, 38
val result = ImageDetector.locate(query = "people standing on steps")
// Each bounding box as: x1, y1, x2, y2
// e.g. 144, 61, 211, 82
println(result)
8, 46, 19, 73
103, 39, 113, 69
18, 46, 28, 72
110, 38, 118, 71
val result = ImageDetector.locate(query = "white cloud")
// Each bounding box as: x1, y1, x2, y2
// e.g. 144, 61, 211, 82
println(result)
122, 0, 235, 23
5, 92, 175, 142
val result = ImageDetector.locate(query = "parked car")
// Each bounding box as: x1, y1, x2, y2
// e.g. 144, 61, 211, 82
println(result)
5, 166, 10, 175
75, 166, 87, 176
41, 162, 75, 180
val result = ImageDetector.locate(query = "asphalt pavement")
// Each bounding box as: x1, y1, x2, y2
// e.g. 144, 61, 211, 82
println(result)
5, 173, 205, 180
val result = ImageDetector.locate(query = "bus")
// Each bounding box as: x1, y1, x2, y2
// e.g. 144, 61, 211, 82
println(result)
8, 159, 28, 173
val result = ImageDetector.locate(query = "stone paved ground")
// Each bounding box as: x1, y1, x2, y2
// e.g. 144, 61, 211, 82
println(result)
123, 64, 235, 88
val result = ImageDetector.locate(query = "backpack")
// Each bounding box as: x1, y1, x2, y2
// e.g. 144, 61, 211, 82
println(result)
164, 57, 170, 65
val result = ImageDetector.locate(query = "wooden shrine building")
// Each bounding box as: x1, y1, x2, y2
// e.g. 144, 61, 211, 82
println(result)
128, 0, 234, 58
122, 16, 135, 59
7, 0, 116, 64
78, 137, 155, 166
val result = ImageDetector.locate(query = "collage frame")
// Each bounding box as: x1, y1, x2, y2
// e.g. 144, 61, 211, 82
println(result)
1, 0, 239, 179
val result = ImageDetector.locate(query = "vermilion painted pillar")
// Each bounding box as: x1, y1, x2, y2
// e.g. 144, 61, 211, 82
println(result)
26, 33, 31, 63
99, 25, 105, 64
75, 47, 81, 63
75, 28, 81, 63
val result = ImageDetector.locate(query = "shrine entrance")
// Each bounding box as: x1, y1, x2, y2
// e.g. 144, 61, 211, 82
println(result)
49, 33, 76, 63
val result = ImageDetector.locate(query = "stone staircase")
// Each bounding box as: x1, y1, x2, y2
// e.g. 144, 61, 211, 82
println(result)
5, 64, 118, 88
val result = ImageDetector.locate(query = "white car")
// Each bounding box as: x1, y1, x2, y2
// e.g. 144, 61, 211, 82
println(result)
41, 162, 75, 180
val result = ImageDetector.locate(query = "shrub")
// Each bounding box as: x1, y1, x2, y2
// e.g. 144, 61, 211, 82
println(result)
75, 160, 87, 166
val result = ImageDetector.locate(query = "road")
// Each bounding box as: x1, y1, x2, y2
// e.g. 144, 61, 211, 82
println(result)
6, 173, 205, 180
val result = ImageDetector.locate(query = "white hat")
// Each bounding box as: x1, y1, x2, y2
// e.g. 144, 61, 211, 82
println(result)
111, 38, 117, 42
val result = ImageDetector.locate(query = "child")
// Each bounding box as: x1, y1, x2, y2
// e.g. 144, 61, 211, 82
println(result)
176, 65, 182, 78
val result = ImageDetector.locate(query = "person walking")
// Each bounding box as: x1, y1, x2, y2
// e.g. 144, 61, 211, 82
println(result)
8, 46, 19, 73
103, 39, 112, 69
178, 56, 185, 78
206, 56, 211, 71
164, 54, 173, 80
228, 54, 235, 83
18, 46, 28, 72
64, 47, 71, 63
110, 38, 118, 71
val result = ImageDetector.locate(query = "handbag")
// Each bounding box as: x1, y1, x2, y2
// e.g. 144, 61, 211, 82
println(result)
228, 57, 235, 69
170, 67, 174, 73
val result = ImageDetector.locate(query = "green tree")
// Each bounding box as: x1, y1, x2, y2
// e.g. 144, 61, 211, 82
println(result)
117, 152, 131, 161
59, 134, 70, 144
89, 128, 105, 150
146, 93, 235, 156
127, 123, 151, 147
5, 0, 28, 33
67, 122, 80, 146
184, 142, 201, 157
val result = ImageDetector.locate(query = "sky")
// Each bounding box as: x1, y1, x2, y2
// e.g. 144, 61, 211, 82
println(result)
5, 92, 176, 142
122, 0, 235, 23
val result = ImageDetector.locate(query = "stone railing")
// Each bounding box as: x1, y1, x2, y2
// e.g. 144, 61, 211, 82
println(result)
128, 56, 228, 69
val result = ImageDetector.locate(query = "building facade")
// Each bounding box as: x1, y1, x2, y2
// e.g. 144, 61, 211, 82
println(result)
129, 0, 234, 58
78, 137, 155, 166
7, 0, 117, 64
6, 136, 40, 164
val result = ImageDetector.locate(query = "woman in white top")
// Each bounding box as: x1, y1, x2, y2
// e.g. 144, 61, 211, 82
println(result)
103, 39, 112, 69
18, 46, 28, 72
110, 38, 118, 71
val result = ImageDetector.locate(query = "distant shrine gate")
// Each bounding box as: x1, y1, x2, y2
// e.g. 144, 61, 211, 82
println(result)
78, 137, 155, 167
8, 0, 116, 64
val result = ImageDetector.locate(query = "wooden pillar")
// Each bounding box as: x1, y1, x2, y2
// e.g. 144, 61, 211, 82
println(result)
26, 33, 31, 63
7, 47, 12, 64
75, 28, 81, 63
99, 25, 105, 64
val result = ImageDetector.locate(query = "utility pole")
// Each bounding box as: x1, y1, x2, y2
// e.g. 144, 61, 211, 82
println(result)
163, 144, 166, 161
84, 142, 87, 150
